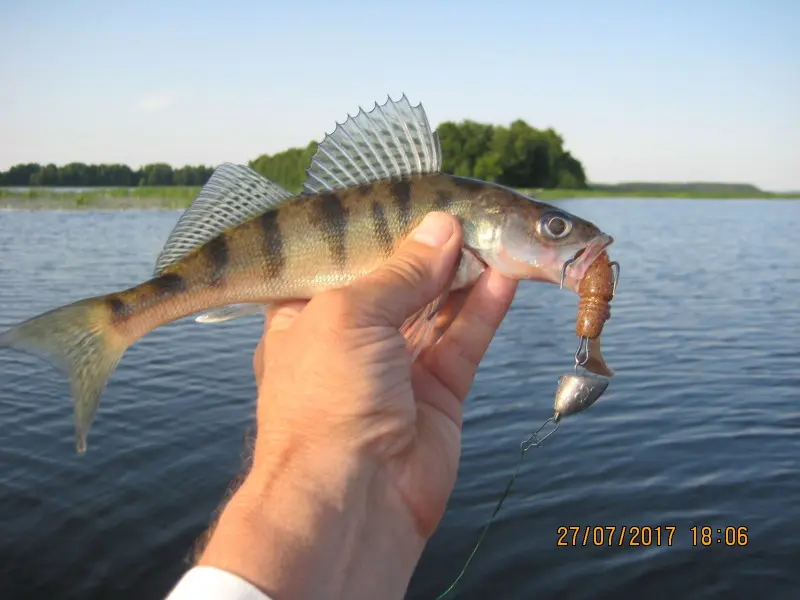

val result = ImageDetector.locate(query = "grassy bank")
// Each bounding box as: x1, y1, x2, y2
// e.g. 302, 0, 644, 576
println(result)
534, 188, 800, 200
1, 185, 798, 210
0, 186, 201, 210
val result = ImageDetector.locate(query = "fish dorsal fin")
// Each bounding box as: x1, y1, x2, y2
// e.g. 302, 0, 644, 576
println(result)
301, 94, 442, 195
154, 163, 294, 275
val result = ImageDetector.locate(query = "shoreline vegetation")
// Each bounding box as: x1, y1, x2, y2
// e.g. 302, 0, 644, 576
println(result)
1, 185, 797, 212
2, 117, 796, 210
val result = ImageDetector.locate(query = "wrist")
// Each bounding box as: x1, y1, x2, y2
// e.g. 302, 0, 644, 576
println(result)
198, 436, 425, 600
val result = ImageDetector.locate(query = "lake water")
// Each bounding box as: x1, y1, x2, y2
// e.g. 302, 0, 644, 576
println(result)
1, 199, 798, 599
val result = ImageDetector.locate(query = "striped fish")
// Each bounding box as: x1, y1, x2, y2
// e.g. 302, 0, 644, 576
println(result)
0, 95, 614, 453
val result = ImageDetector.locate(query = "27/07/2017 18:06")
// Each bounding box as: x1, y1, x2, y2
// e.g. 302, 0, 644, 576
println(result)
556, 525, 749, 547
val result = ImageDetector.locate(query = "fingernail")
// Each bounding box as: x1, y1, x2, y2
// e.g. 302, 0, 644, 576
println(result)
410, 212, 454, 248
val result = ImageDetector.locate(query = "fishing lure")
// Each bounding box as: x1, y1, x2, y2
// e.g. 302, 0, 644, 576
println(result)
554, 250, 620, 421
436, 252, 622, 598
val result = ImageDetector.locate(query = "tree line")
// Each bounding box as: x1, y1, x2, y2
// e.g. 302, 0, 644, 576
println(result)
0, 119, 587, 191
0, 162, 215, 187
249, 119, 587, 192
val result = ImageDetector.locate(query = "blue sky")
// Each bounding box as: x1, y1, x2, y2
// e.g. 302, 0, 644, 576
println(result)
1, 0, 797, 190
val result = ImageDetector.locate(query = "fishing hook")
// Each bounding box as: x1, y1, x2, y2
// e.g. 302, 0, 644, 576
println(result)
559, 257, 577, 290
609, 260, 620, 299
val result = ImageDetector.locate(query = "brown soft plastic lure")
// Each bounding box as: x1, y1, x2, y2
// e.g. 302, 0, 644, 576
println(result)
576, 250, 615, 376
577, 250, 614, 339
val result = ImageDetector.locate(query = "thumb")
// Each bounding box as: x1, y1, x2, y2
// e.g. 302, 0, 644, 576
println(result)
345, 211, 463, 329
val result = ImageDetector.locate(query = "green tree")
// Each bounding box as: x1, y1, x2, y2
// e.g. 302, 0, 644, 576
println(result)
58, 163, 91, 186
436, 118, 587, 189
472, 152, 502, 182
437, 120, 494, 177
2, 163, 41, 185
249, 142, 317, 193
173, 165, 213, 186
30, 163, 59, 186
554, 151, 587, 189
139, 163, 174, 186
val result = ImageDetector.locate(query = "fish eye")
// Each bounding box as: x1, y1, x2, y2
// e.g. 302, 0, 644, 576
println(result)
538, 212, 572, 239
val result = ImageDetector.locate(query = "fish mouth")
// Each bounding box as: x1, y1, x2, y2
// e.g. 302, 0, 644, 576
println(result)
562, 233, 614, 293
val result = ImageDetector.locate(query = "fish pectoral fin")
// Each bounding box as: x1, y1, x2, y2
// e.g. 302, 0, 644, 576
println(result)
154, 163, 295, 276
399, 249, 483, 359
301, 94, 442, 195
399, 289, 450, 362
195, 303, 267, 324
585, 336, 614, 377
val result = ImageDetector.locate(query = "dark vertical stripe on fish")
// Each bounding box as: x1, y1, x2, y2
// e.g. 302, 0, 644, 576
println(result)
150, 273, 188, 298
315, 193, 350, 267
106, 295, 132, 322
115, 273, 187, 314
205, 235, 229, 285
357, 182, 374, 198
259, 211, 285, 279
371, 200, 393, 257
434, 189, 454, 211
391, 180, 413, 232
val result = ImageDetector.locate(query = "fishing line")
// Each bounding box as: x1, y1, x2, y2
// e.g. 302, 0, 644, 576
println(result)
434, 417, 559, 600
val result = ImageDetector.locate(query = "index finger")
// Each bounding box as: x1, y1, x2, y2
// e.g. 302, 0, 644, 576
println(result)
422, 269, 518, 401
253, 301, 309, 387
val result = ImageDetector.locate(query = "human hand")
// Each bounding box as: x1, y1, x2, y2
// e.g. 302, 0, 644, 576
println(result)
198, 212, 518, 600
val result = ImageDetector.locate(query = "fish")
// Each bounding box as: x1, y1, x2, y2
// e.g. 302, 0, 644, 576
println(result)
0, 95, 615, 453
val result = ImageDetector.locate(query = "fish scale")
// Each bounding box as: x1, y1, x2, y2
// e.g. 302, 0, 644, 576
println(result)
0, 95, 615, 453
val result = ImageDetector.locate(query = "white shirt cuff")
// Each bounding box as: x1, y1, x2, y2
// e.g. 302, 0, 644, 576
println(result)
165, 566, 273, 600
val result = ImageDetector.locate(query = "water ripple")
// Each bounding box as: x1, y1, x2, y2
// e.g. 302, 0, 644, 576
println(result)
1, 201, 799, 599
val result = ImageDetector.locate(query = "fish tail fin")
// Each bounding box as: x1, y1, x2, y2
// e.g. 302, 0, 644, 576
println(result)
0, 297, 129, 453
